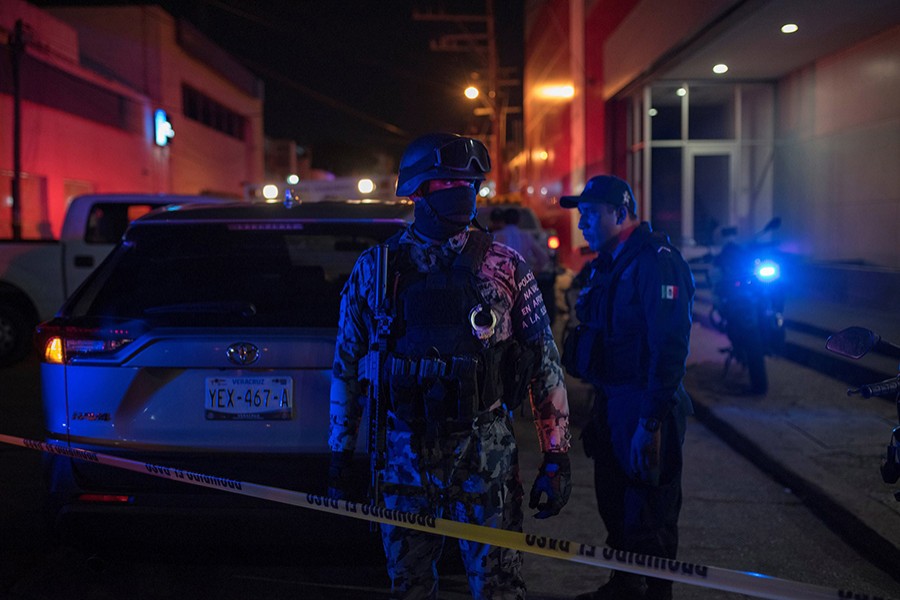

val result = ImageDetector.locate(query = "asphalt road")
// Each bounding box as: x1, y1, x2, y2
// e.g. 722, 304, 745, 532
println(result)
2, 321, 899, 599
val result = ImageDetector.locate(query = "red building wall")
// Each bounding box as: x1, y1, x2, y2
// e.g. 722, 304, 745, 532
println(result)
522, 0, 637, 268
0, 1, 262, 239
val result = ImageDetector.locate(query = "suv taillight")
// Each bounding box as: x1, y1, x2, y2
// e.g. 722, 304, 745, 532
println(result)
35, 319, 141, 364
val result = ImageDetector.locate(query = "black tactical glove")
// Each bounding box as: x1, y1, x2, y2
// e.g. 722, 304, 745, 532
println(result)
528, 452, 571, 519
327, 449, 354, 500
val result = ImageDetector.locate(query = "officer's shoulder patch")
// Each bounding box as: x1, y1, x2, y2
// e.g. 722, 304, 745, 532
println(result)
661, 284, 679, 299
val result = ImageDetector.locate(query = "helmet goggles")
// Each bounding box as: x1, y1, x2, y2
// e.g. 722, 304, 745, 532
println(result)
409, 137, 491, 176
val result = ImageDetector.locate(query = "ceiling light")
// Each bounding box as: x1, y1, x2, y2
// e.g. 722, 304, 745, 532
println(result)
713, 63, 729, 74
781, 23, 799, 34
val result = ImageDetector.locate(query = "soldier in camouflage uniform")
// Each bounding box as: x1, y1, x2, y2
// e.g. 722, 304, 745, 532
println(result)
328, 133, 571, 599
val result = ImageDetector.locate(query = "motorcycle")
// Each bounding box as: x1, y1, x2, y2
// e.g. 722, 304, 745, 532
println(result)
825, 326, 900, 501
707, 218, 786, 395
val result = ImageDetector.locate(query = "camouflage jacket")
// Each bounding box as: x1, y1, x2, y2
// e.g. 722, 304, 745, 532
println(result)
329, 225, 570, 454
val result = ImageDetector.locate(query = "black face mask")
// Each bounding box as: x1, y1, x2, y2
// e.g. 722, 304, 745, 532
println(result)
414, 185, 477, 240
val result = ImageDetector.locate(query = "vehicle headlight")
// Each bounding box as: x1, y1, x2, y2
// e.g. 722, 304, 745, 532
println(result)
753, 259, 780, 283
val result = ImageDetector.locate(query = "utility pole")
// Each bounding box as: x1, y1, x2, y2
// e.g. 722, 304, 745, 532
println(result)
484, 0, 500, 190
413, 0, 514, 193
10, 20, 25, 240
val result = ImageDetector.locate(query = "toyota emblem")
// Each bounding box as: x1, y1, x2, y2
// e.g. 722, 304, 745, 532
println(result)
226, 342, 260, 366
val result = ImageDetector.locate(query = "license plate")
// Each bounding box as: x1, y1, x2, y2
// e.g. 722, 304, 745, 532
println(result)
205, 377, 293, 420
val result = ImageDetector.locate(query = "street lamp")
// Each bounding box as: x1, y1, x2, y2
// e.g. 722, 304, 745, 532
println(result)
464, 83, 506, 194
415, 0, 521, 194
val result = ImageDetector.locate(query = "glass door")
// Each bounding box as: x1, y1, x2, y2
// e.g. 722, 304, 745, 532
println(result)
683, 146, 735, 248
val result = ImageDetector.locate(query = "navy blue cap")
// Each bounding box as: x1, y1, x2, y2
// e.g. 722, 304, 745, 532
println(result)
560, 175, 636, 214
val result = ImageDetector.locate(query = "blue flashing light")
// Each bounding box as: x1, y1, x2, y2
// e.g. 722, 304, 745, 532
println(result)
154, 109, 175, 147
754, 259, 781, 283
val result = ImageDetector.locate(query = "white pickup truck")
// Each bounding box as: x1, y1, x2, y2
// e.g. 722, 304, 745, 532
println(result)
0, 193, 231, 366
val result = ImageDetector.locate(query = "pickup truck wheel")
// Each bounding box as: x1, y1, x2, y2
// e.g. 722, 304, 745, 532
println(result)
0, 304, 32, 366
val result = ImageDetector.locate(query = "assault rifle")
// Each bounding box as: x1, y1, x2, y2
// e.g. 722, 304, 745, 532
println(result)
367, 244, 391, 511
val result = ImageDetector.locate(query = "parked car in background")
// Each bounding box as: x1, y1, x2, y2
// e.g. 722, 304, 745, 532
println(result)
34, 199, 413, 549
478, 203, 561, 322
479, 204, 558, 260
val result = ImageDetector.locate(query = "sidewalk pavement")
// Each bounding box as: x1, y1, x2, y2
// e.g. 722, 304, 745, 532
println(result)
687, 285, 900, 583
685, 320, 900, 565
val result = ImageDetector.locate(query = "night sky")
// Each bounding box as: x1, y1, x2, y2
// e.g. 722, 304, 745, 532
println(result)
34, 0, 524, 175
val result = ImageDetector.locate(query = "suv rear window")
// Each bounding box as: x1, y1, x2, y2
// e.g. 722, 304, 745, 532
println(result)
66, 221, 403, 328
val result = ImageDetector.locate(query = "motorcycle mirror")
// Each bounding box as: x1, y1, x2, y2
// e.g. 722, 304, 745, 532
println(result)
825, 326, 881, 359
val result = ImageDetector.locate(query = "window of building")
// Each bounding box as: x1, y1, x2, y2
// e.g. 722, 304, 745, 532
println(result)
182, 84, 246, 140
649, 85, 683, 140
626, 83, 774, 247
688, 85, 735, 140
0, 48, 142, 133
650, 147, 683, 242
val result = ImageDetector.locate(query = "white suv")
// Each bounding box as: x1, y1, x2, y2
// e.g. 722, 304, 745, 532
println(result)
34, 200, 412, 546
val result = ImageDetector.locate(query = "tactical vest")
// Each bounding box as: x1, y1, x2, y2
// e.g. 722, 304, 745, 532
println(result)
382, 230, 533, 437
391, 231, 492, 358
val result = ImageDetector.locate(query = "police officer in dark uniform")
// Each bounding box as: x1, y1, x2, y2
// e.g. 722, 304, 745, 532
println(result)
560, 175, 694, 600
328, 133, 572, 599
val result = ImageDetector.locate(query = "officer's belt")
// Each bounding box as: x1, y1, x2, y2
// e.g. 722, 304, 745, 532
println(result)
386, 354, 479, 382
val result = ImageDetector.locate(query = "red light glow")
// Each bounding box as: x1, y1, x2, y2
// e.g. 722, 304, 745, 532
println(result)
77, 494, 133, 504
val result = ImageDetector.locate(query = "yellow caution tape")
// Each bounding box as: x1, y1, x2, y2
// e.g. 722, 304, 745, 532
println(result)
0, 433, 893, 600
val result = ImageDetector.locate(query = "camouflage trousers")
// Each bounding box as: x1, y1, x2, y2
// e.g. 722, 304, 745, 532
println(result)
380, 408, 526, 600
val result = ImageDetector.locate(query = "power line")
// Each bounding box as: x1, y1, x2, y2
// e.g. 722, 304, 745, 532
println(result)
240, 57, 409, 138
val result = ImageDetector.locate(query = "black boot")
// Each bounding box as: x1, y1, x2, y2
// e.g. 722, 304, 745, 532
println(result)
645, 577, 672, 600
574, 570, 647, 600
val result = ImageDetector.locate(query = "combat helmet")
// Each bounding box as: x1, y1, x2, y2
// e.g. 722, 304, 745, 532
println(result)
396, 133, 491, 197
